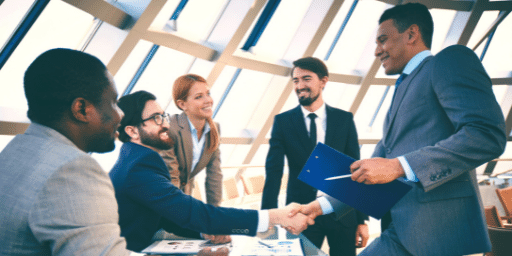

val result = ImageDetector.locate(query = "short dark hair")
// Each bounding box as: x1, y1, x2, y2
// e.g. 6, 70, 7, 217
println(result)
117, 90, 156, 143
24, 48, 110, 125
291, 57, 329, 79
379, 3, 434, 48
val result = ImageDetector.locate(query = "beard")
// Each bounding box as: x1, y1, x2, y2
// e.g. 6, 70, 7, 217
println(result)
139, 127, 173, 150
297, 89, 320, 106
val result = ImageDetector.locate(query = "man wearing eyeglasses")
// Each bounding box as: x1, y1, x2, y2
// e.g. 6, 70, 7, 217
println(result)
110, 90, 315, 252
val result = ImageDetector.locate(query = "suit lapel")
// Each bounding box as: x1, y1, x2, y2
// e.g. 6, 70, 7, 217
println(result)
324, 105, 337, 145
384, 57, 432, 138
290, 106, 312, 151
177, 113, 194, 175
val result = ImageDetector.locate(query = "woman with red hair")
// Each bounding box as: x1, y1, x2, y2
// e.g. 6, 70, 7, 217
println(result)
161, 74, 222, 206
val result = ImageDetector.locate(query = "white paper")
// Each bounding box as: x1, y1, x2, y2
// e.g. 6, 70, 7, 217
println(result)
230, 237, 303, 256
142, 239, 231, 254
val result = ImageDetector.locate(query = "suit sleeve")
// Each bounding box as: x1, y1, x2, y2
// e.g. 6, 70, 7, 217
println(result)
205, 123, 223, 206
161, 148, 181, 187
160, 218, 202, 239
405, 45, 506, 192
29, 156, 130, 256
261, 115, 285, 209
125, 152, 258, 236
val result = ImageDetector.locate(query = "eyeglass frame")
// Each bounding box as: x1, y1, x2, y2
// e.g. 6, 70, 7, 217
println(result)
140, 113, 171, 126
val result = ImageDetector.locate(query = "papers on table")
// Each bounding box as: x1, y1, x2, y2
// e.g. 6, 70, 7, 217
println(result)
141, 239, 231, 255
230, 237, 303, 256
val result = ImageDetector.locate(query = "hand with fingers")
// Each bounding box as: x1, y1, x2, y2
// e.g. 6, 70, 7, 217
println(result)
350, 157, 405, 185
201, 234, 231, 244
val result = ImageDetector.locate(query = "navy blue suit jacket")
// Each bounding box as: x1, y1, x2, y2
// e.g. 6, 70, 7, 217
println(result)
110, 142, 258, 252
261, 104, 367, 226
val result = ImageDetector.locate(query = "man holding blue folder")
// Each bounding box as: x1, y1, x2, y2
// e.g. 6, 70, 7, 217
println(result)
261, 57, 368, 255
349, 3, 506, 256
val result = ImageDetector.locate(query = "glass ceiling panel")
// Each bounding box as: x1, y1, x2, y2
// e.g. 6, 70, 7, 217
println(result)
237, 0, 313, 61
214, 68, 274, 138
0, 0, 95, 110
113, 39, 154, 95
0, 0, 35, 49
151, 0, 229, 42
324, 82, 358, 112
128, 44, 196, 107
318, 0, 388, 74
354, 84, 392, 140
479, 12, 512, 76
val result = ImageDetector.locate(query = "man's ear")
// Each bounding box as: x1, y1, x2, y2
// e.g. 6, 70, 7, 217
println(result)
407, 24, 421, 44
124, 125, 139, 141
320, 76, 328, 90
70, 97, 93, 123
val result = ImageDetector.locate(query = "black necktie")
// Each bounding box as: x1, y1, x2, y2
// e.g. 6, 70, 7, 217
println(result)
308, 113, 317, 148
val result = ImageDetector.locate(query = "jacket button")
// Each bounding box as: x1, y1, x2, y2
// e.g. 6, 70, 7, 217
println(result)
244, 229, 249, 234
181, 182, 186, 186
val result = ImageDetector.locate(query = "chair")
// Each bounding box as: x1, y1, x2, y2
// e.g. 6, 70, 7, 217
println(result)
485, 226, 512, 256
485, 205, 504, 228
220, 176, 242, 207
495, 186, 512, 224
240, 175, 265, 209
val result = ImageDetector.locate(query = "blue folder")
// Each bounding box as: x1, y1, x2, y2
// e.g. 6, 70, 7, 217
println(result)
297, 143, 412, 219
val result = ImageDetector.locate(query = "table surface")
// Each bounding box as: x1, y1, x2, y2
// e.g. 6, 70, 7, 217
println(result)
142, 226, 327, 256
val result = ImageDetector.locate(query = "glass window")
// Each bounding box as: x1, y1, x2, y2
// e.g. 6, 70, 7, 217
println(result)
0, 0, 95, 110
0, 0, 36, 48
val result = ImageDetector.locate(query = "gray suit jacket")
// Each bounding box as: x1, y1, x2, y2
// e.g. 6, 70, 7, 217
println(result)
161, 112, 223, 206
0, 123, 129, 255
373, 45, 506, 256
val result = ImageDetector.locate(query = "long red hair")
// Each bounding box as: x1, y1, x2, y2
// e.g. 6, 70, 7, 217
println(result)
172, 74, 219, 153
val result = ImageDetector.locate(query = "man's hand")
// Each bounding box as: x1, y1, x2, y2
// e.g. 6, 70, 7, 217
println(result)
286, 200, 323, 220
350, 158, 405, 184
197, 247, 229, 256
202, 234, 231, 244
268, 204, 315, 235
355, 224, 369, 248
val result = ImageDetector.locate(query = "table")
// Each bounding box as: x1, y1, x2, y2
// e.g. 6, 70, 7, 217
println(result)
142, 226, 328, 256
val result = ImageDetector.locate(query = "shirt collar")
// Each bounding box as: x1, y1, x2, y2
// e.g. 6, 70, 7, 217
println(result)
402, 50, 432, 75
301, 103, 326, 120
186, 115, 210, 136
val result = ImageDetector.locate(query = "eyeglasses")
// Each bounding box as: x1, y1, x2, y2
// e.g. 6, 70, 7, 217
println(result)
141, 113, 170, 125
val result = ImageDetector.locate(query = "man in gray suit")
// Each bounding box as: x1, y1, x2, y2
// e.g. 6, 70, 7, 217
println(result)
349, 3, 506, 256
0, 48, 131, 255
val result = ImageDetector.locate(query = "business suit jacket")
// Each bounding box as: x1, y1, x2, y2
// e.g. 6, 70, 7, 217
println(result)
261, 104, 367, 227
110, 142, 258, 252
161, 112, 222, 206
0, 123, 129, 256
372, 45, 506, 256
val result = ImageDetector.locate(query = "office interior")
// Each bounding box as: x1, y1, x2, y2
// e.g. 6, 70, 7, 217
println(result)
1, 0, 511, 254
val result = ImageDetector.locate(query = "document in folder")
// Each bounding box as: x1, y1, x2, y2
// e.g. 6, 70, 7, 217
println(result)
297, 143, 412, 219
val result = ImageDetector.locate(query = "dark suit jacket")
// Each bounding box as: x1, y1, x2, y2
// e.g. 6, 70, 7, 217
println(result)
261, 104, 367, 226
110, 142, 258, 252
373, 45, 506, 256
161, 112, 222, 206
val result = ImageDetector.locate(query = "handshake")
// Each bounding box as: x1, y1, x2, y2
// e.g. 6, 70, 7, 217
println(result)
267, 200, 324, 235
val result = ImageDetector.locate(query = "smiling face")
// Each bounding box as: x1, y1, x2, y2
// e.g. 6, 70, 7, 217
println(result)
292, 67, 326, 107
375, 19, 410, 75
88, 71, 123, 153
138, 100, 172, 151
178, 81, 213, 120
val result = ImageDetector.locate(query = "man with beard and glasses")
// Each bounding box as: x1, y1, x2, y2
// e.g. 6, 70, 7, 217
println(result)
0, 48, 131, 255
261, 57, 368, 256
110, 91, 315, 252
